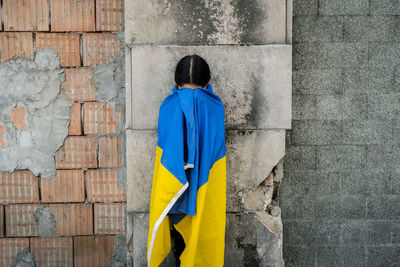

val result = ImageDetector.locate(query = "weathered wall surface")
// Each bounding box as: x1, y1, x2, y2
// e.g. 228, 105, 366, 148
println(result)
0, 1, 127, 266
281, 0, 400, 266
0, 49, 73, 179
126, 0, 292, 266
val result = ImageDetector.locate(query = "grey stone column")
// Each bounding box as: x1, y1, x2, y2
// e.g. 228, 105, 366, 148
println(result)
125, 1, 292, 266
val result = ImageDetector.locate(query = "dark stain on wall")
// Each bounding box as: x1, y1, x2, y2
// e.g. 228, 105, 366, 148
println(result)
232, 0, 265, 44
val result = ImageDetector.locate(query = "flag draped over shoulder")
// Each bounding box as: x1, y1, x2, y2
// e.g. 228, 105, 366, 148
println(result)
147, 83, 226, 267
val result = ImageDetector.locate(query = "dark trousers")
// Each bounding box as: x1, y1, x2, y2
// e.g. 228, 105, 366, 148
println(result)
171, 224, 185, 266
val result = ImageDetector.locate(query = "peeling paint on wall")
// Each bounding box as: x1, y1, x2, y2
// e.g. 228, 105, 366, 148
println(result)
0, 48, 73, 179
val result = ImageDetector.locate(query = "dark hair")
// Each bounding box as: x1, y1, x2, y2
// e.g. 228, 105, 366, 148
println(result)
174, 54, 211, 88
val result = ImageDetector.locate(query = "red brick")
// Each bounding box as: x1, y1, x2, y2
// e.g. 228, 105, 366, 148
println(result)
82, 33, 121, 66
11, 107, 27, 130
55, 136, 97, 169
0, 171, 39, 204
36, 33, 81, 67
94, 203, 126, 234
74, 235, 115, 267
49, 204, 93, 236
3, 0, 49, 31
50, 0, 95, 32
68, 103, 82, 135
5, 204, 40, 237
0, 32, 34, 63
96, 0, 124, 31
41, 170, 85, 203
61, 68, 97, 102
0, 126, 6, 148
30, 237, 73, 267
83, 102, 121, 134
0, 238, 29, 267
86, 170, 126, 202
0, 206, 3, 237
98, 136, 123, 168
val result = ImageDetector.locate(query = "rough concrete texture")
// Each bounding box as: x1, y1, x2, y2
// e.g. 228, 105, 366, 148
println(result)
0, 48, 73, 179
112, 234, 128, 267
126, 1, 291, 265
128, 211, 283, 266
127, 129, 285, 213
128, 212, 176, 267
126, 44, 290, 266
243, 182, 273, 211
34, 205, 57, 237
12, 248, 35, 267
125, 0, 287, 45
126, 130, 157, 212
282, 1, 400, 266
91, 32, 127, 188
226, 211, 284, 266
89, 30, 128, 265
128, 45, 291, 130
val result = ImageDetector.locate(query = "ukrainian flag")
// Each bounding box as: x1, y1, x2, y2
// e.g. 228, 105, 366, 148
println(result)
147, 83, 226, 266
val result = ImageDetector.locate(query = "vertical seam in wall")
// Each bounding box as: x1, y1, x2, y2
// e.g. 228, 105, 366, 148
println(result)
317, 0, 320, 16
83, 170, 88, 202
94, 0, 97, 31
313, 244, 317, 267
95, 136, 99, 169
285, 0, 287, 44
341, 15, 345, 42
390, 220, 394, 242
1, 0, 4, 30
72, 236, 75, 267
314, 144, 317, 170
92, 202, 95, 235
48, 0, 51, 31
80, 101, 84, 134
2, 204, 5, 237
38, 175, 42, 203
79, 34, 83, 66
368, 0, 371, 15
130, 49, 133, 128
33, 32, 37, 58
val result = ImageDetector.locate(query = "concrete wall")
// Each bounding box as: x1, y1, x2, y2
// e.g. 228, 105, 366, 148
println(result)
125, 0, 292, 266
281, 0, 400, 266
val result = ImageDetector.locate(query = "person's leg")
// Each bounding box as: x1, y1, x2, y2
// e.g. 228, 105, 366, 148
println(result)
171, 224, 185, 266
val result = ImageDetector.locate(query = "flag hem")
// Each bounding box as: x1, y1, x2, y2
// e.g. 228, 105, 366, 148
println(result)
147, 181, 189, 266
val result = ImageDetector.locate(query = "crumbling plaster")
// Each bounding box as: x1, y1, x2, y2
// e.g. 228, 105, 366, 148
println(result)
0, 48, 73, 179
1, 33, 128, 265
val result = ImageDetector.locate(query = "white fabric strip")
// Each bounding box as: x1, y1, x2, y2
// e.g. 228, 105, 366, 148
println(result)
184, 163, 194, 170
147, 181, 189, 266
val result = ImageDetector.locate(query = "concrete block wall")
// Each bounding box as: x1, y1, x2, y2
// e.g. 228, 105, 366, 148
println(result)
0, 0, 127, 266
125, 0, 292, 266
281, 0, 400, 266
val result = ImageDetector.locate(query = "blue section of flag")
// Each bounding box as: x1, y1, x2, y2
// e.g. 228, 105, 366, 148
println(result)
156, 83, 226, 216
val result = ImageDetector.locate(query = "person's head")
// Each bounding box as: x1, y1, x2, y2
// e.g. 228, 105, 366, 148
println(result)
174, 54, 211, 88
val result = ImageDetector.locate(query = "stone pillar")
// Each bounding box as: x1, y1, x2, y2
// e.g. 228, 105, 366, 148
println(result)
125, 1, 292, 265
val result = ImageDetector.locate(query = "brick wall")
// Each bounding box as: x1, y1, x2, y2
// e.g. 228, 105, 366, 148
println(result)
0, 0, 125, 266
281, 0, 400, 266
